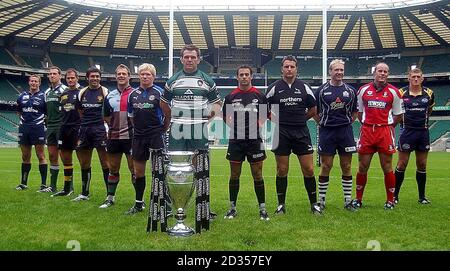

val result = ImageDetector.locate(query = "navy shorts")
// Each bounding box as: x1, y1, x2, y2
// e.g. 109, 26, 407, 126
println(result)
106, 139, 132, 155
132, 135, 164, 161
77, 123, 107, 149
272, 126, 313, 156
58, 125, 79, 150
18, 125, 46, 145
226, 139, 266, 163
398, 128, 430, 152
318, 125, 357, 155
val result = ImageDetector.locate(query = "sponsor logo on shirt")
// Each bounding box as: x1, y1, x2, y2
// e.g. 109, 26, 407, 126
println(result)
343, 91, 349, 97
184, 89, 193, 95
368, 100, 387, 108
23, 107, 38, 113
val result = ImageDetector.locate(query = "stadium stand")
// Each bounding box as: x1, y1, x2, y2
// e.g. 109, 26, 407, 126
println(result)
0, 48, 17, 66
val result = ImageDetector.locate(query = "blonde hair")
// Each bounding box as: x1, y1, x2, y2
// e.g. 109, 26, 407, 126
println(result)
329, 59, 345, 71
138, 63, 156, 77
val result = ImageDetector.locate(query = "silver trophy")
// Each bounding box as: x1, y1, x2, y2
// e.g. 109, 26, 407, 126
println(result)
165, 151, 196, 237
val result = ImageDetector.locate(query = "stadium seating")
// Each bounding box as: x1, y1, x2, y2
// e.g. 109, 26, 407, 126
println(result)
0, 78, 21, 101
0, 48, 17, 66
0, 111, 19, 143
422, 54, 450, 74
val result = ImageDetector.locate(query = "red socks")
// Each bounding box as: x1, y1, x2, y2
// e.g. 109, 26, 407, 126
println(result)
356, 172, 368, 201
384, 171, 396, 203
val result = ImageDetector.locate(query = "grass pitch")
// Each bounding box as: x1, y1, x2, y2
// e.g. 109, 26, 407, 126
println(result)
0, 148, 448, 251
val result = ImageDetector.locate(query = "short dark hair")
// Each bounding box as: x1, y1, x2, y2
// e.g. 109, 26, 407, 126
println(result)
65, 68, 79, 78
236, 65, 253, 76
86, 66, 102, 78
180, 44, 201, 58
281, 55, 297, 67
48, 66, 62, 74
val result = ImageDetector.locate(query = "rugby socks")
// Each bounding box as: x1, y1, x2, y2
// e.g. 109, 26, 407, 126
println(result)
394, 168, 405, 200
254, 179, 266, 211
81, 168, 91, 196
134, 176, 146, 209
102, 168, 109, 193
63, 164, 73, 192
384, 171, 396, 203
275, 176, 288, 206
356, 172, 368, 201
50, 165, 59, 191
229, 179, 240, 209
318, 176, 329, 206
39, 164, 48, 186
21, 163, 31, 185
303, 176, 317, 204
342, 175, 353, 204
107, 172, 120, 200
416, 170, 427, 199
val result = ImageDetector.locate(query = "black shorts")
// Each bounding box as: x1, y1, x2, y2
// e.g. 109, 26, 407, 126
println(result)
132, 135, 164, 161
398, 128, 430, 152
46, 127, 60, 146
106, 139, 132, 154
272, 125, 313, 156
226, 139, 266, 163
318, 125, 357, 155
77, 123, 107, 149
18, 125, 46, 145
58, 125, 80, 150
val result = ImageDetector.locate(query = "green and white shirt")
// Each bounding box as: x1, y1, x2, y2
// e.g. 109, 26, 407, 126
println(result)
45, 83, 67, 129
162, 69, 220, 125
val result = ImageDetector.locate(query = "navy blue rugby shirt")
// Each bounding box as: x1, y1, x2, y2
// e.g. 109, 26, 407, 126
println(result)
76, 86, 108, 126
399, 86, 435, 130
127, 85, 165, 138
266, 79, 316, 127
17, 90, 46, 127
314, 82, 358, 127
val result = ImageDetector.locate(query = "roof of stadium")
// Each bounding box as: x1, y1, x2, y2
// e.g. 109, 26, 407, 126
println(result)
0, 0, 449, 54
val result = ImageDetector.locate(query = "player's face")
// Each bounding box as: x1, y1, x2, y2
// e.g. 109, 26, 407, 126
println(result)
47, 69, 61, 85
139, 70, 155, 88
115, 68, 130, 87
373, 63, 389, 85
409, 72, 423, 87
28, 77, 40, 91
237, 68, 252, 89
282, 60, 297, 81
88, 72, 101, 89
330, 63, 344, 82
181, 50, 200, 73
65, 72, 78, 89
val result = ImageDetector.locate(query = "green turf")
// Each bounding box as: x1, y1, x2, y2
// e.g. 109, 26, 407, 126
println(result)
0, 147, 448, 251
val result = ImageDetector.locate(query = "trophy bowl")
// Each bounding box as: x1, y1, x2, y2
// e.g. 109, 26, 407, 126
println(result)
165, 151, 196, 237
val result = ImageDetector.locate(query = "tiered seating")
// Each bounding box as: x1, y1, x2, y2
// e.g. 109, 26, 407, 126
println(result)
50, 52, 90, 72
0, 78, 21, 101
422, 54, 450, 74
429, 120, 450, 142
0, 48, 17, 65
429, 85, 450, 106
0, 111, 19, 142
19, 54, 43, 69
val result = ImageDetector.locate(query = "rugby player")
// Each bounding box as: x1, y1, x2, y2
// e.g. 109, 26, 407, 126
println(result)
98, 64, 134, 209
266, 55, 322, 215
72, 67, 109, 201
51, 69, 81, 197
353, 62, 404, 210
126, 63, 165, 214
160, 44, 222, 222
43, 66, 67, 193
222, 65, 269, 221
395, 68, 434, 205
314, 59, 358, 211
16, 75, 48, 191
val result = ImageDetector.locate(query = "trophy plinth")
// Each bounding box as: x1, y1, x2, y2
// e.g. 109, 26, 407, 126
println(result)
165, 151, 196, 237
